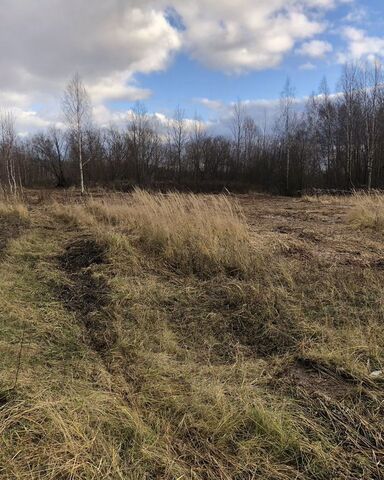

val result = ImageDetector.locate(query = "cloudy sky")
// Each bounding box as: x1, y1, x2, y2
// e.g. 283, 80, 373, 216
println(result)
2, 0, 384, 134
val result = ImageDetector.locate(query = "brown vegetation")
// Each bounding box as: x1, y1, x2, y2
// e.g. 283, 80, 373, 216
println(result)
0, 190, 383, 479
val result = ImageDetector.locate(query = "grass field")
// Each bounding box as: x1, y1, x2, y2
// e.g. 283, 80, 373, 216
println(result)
0, 189, 383, 479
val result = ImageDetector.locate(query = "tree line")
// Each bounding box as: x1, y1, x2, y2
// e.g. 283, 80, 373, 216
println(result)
1, 62, 384, 195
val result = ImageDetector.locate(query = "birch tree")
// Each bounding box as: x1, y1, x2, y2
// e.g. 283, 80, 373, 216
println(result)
62, 73, 91, 194
0, 112, 17, 194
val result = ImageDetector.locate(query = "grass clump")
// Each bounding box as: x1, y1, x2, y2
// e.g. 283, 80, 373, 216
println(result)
0, 201, 28, 220
348, 192, 384, 231
0, 199, 29, 256
86, 189, 257, 276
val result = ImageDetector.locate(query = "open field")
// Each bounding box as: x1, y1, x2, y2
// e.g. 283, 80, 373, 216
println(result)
0, 190, 383, 479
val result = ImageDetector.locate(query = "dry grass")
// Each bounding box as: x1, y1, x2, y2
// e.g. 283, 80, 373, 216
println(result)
348, 192, 384, 231
0, 190, 383, 479
0, 201, 28, 220
84, 189, 258, 276
301, 194, 354, 205
302, 191, 384, 231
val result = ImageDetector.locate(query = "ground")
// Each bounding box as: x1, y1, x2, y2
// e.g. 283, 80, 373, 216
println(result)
241, 194, 384, 267
0, 190, 383, 479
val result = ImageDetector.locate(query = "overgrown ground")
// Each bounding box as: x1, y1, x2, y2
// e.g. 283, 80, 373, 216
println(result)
0, 190, 383, 479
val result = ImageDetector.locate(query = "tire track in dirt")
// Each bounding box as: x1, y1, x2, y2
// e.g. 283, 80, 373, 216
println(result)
56, 236, 118, 360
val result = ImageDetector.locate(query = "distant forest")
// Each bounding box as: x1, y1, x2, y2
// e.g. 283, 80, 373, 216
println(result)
1, 62, 384, 195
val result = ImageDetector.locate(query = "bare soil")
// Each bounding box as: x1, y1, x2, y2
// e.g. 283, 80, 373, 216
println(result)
238, 194, 383, 268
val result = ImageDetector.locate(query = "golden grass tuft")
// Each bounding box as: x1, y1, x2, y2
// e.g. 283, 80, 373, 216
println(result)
0, 201, 29, 220
348, 192, 384, 231
50, 201, 95, 227
86, 189, 258, 276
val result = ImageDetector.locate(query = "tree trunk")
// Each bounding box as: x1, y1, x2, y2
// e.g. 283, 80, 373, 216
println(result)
286, 144, 290, 194
367, 152, 373, 191
79, 133, 85, 194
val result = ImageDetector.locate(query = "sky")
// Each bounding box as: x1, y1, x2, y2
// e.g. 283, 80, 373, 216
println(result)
1, 0, 384, 135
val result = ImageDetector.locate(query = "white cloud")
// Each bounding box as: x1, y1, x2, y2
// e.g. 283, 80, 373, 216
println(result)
339, 27, 384, 62
195, 98, 224, 111
92, 105, 207, 139
170, 0, 337, 73
299, 62, 317, 70
0, 0, 351, 133
343, 7, 367, 23
0, 0, 181, 120
297, 40, 333, 58
0, 0, 345, 93
87, 73, 151, 104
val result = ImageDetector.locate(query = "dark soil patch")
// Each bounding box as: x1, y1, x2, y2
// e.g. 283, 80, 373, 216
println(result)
370, 258, 384, 269
59, 237, 106, 272
271, 357, 360, 404
0, 388, 17, 408
296, 356, 367, 386
57, 237, 117, 356
0, 391, 9, 408
0, 216, 27, 257
59, 270, 108, 316
287, 361, 355, 401
297, 230, 322, 243
230, 315, 300, 357
274, 225, 294, 234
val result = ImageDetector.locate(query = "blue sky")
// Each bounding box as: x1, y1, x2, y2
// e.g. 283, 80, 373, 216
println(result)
1, 0, 383, 133
136, 0, 384, 119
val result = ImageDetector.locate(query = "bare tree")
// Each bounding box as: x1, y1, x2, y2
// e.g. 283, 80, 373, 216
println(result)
0, 112, 17, 194
171, 106, 187, 184
62, 73, 91, 194
229, 100, 246, 175
33, 127, 67, 187
360, 60, 383, 190
279, 78, 296, 193
317, 77, 336, 185
243, 116, 259, 168
104, 125, 127, 181
188, 115, 207, 182
127, 102, 159, 183
340, 63, 360, 187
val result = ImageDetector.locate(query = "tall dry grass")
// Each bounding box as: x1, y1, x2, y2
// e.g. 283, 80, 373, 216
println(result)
302, 191, 384, 231
348, 192, 384, 231
0, 202, 28, 220
86, 189, 257, 276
